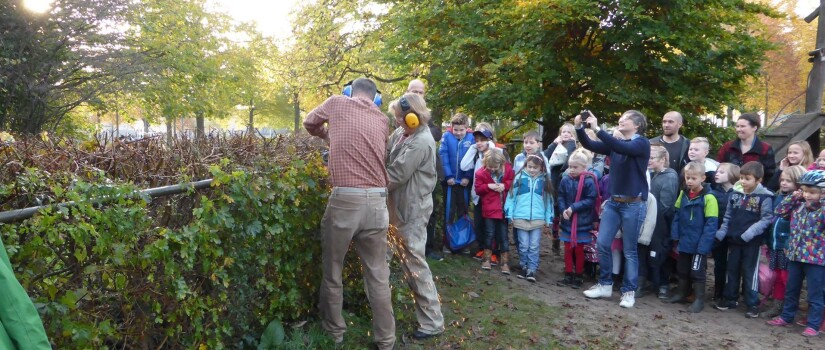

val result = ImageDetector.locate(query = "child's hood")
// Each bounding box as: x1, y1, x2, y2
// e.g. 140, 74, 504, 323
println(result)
733, 182, 772, 196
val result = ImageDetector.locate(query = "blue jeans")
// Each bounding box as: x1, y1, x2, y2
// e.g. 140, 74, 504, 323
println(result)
780, 261, 825, 330
517, 228, 542, 273
597, 200, 646, 293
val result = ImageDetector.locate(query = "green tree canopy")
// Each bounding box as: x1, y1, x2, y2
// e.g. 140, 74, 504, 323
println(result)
380, 0, 778, 141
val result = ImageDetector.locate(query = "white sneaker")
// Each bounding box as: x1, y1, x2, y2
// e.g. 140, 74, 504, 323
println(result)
620, 291, 635, 308
583, 283, 613, 299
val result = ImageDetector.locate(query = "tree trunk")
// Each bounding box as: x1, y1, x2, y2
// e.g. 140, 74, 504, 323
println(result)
115, 106, 120, 139
248, 98, 255, 133
195, 111, 204, 138
805, 4, 825, 113
293, 92, 301, 134
165, 118, 172, 146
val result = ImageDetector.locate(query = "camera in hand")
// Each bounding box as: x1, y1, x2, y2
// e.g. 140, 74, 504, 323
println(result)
580, 110, 593, 128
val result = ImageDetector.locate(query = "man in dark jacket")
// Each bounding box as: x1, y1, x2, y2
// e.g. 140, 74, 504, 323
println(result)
649, 111, 690, 172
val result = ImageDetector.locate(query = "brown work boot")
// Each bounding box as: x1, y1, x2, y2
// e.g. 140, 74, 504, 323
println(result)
501, 252, 511, 275
481, 249, 492, 270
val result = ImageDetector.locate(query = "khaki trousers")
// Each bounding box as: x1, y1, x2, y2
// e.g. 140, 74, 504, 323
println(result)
391, 203, 445, 335
319, 187, 395, 350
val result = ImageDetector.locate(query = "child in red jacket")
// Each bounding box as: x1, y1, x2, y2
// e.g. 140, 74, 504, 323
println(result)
475, 150, 515, 273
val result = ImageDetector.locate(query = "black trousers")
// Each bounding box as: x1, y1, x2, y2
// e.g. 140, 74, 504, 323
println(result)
712, 239, 729, 298
677, 252, 708, 282
425, 186, 441, 254
723, 243, 761, 307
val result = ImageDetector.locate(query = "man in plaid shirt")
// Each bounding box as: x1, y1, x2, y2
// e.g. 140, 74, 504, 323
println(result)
303, 78, 395, 350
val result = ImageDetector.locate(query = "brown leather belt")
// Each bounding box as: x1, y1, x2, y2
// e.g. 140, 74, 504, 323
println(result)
612, 196, 642, 203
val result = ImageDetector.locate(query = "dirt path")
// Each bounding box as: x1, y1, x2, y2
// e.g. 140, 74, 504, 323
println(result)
502, 241, 824, 349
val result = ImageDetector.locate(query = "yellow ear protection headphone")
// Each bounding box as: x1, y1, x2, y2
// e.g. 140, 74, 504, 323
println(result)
342, 80, 382, 107
398, 96, 420, 128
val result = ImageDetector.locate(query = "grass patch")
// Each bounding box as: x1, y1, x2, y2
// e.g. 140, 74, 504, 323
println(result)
282, 255, 566, 349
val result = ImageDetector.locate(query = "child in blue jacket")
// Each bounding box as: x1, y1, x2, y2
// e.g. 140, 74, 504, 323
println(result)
504, 155, 554, 282
664, 161, 718, 313
556, 150, 598, 289
439, 114, 475, 209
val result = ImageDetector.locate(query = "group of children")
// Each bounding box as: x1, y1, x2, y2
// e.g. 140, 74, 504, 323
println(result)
438, 115, 825, 337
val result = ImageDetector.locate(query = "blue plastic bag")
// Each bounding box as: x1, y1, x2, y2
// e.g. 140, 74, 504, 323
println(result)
446, 187, 475, 250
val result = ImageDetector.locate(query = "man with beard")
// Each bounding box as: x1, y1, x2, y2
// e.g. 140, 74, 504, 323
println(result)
649, 111, 690, 171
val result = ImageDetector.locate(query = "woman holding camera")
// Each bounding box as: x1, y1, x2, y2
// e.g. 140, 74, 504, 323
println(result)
575, 110, 651, 309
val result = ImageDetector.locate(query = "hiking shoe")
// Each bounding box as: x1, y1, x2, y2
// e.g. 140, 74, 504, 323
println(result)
411, 330, 442, 340
473, 250, 484, 261
501, 264, 511, 275
490, 254, 499, 266
766, 317, 790, 327
426, 251, 444, 261
584, 283, 613, 299
657, 286, 669, 299
714, 300, 738, 311
516, 270, 527, 279
481, 260, 491, 270
802, 327, 820, 337
620, 291, 636, 308
526, 271, 537, 282
745, 306, 760, 318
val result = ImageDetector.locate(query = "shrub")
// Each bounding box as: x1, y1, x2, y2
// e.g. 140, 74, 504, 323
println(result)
0, 133, 340, 348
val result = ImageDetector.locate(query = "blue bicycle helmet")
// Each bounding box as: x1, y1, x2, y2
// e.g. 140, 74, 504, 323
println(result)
798, 170, 825, 188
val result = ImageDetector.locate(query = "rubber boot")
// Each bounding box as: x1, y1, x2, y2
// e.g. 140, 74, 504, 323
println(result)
572, 274, 584, 289
664, 278, 690, 304
500, 252, 511, 275
557, 272, 573, 287
636, 276, 648, 299
687, 282, 705, 313
481, 249, 492, 270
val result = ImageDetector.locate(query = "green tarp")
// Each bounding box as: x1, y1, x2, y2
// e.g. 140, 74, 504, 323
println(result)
0, 236, 51, 349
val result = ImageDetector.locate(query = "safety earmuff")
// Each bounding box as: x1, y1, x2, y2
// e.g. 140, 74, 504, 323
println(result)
342, 80, 383, 107
398, 96, 420, 128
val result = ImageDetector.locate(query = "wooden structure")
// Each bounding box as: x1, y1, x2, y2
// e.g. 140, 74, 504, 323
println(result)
762, 1, 825, 159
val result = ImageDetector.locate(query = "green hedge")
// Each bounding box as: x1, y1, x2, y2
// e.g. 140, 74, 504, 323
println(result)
0, 135, 344, 348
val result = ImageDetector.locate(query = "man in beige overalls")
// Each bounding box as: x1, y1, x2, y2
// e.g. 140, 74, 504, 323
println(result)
386, 93, 445, 340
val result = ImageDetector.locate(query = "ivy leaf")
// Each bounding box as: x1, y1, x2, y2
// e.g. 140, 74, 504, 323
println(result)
258, 319, 285, 350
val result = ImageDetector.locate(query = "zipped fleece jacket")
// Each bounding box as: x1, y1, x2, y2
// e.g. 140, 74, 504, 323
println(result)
716, 136, 777, 189
504, 172, 554, 224
710, 184, 734, 229
767, 192, 791, 250
650, 168, 679, 217
671, 185, 719, 255
775, 196, 825, 266
386, 126, 437, 224
474, 163, 515, 219
715, 183, 774, 246
556, 173, 598, 243
438, 132, 475, 183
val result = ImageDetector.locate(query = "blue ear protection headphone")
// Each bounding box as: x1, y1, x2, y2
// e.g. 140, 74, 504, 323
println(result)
398, 96, 420, 128
342, 80, 382, 107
